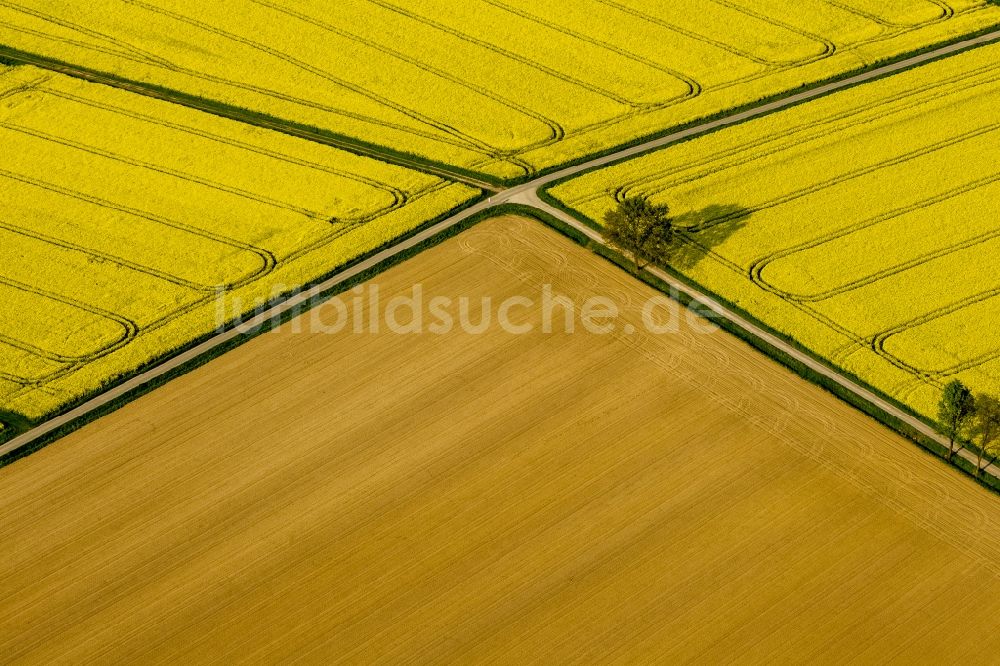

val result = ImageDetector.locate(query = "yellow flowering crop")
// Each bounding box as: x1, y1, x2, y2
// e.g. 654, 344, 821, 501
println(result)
0, 1, 997, 180
0, 65, 477, 421
549, 42, 1000, 421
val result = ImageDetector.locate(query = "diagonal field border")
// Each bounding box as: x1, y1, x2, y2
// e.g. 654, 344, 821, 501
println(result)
4, 19, 1000, 189
0, 45, 505, 191
2, 27, 1000, 489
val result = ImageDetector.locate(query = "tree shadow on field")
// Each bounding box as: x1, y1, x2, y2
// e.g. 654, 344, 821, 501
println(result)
0, 407, 30, 443
669, 203, 752, 272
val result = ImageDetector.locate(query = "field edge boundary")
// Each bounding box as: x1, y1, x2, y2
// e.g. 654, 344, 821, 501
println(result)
533, 26, 1000, 192
471, 22, 1000, 186
0, 194, 492, 466
3, 21, 1000, 190
529, 195, 1000, 494
0, 44, 502, 191
5, 201, 1000, 498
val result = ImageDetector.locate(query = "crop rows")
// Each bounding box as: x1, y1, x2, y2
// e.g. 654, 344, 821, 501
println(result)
5, 215, 1000, 661
0, 65, 477, 421
549, 41, 1000, 421
0, 0, 997, 180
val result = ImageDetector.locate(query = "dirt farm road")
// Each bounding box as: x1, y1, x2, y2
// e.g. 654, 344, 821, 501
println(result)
3, 27, 1000, 477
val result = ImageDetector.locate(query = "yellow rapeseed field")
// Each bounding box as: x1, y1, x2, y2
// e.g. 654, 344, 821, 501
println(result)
549, 41, 1000, 422
0, 1, 997, 179
3, 216, 999, 662
0, 64, 477, 422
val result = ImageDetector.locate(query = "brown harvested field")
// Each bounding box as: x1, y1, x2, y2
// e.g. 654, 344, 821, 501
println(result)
2, 216, 1000, 664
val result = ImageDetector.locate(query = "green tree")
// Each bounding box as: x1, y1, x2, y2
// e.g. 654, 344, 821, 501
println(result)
603, 196, 674, 273
938, 380, 975, 462
972, 394, 1000, 477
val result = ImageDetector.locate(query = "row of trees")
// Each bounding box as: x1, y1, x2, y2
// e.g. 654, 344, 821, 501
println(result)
938, 380, 1000, 476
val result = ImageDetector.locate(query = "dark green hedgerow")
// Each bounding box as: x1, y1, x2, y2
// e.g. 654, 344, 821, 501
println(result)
3, 22, 1000, 188
0, 44, 501, 189
0, 410, 30, 449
